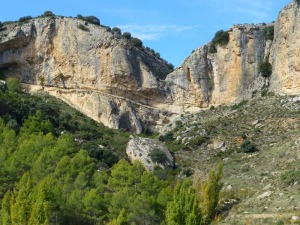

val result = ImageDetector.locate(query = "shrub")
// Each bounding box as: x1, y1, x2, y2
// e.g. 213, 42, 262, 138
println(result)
43, 11, 55, 17
78, 24, 89, 32
158, 131, 174, 142
77, 14, 84, 19
6, 77, 22, 93
131, 37, 143, 48
182, 168, 194, 177
122, 32, 132, 39
189, 135, 209, 147
84, 16, 100, 25
112, 27, 122, 35
295, 0, 300, 5
265, 25, 274, 40
212, 30, 230, 46
18, 16, 32, 23
240, 140, 257, 153
149, 148, 168, 164
231, 99, 248, 110
258, 60, 272, 78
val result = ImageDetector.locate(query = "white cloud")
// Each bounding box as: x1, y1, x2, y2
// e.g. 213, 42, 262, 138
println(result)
116, 24, 194, 41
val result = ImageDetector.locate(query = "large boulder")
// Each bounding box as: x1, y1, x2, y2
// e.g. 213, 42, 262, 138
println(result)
126, 136, 174, 171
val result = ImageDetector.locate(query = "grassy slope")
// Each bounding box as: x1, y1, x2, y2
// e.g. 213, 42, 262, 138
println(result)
164, 95, 300, 224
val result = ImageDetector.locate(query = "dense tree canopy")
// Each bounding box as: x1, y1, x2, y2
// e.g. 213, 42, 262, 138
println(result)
0, 79, 223, 224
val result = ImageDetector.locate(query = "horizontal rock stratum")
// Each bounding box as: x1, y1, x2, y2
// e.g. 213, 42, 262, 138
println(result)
0, 2, 299, 133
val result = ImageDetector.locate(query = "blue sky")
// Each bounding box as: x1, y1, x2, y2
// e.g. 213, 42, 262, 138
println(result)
0, 0, 291, 67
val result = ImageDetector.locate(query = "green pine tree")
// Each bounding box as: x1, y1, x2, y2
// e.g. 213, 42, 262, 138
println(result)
11, 173, 33, 224
0, 190, 12, 225
166, 179, 201, 225
28, 180, 51, 225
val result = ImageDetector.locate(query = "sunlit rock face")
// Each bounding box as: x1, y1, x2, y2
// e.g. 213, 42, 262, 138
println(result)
270, 2, 300, 95
0, 17, 172, 133
1, 2, 299, 133
165, 2, 300, 107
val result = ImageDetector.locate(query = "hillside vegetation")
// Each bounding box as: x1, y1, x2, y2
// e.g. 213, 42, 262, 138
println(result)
159, 93, 300, 224
0, 79, 223, 225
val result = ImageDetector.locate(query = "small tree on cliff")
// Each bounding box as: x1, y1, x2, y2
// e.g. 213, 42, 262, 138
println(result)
131, 37, 143, 48
43, 11, 55, 17
295, 0, 300, 5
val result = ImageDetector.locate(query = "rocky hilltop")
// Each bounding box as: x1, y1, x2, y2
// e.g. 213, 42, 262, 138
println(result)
0, 1, 299, 133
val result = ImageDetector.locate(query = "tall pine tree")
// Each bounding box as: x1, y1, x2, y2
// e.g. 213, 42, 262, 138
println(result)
166, 179, 201, 225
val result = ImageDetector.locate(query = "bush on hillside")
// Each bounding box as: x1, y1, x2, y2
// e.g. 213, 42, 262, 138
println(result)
240, 140, 257, 153
209, 30, 229, 53
149, 148, 168, 164
83, 16, 100, 25
258, 60, 272, 78
6, 77, 22, 93
18, 16, 32, 23
122, 32, 132, 39
131, 37, 143, 48
112, 27, 122, 35
43, 11, 55, 17
212, 30, 230, 46
189, 135, 209, 147
76, 14, 84, 19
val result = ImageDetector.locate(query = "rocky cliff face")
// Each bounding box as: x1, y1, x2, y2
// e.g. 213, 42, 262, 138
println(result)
0, 17, 173, 133
0, 2, 299, 133
165, 24, 269, 107
271, 2, 300, 94
164, 1, 300, 108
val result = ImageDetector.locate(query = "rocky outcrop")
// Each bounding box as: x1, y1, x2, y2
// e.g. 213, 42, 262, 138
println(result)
165, 24, 270, 107
271, 2, 300, 94
126, 136, 174, 171
0, 17, 172, 133
164, 2, 300, 108
0, 2, 299, 133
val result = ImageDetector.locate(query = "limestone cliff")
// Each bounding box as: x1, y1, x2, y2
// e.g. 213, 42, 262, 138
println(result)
0, 2, 299, 133
271, 2, 300, 94
165, 1, 300, 108
0, 17, 173, 133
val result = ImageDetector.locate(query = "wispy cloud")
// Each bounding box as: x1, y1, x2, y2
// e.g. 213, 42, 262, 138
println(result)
116, 24, 195, 41
207, 0, 274, 22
